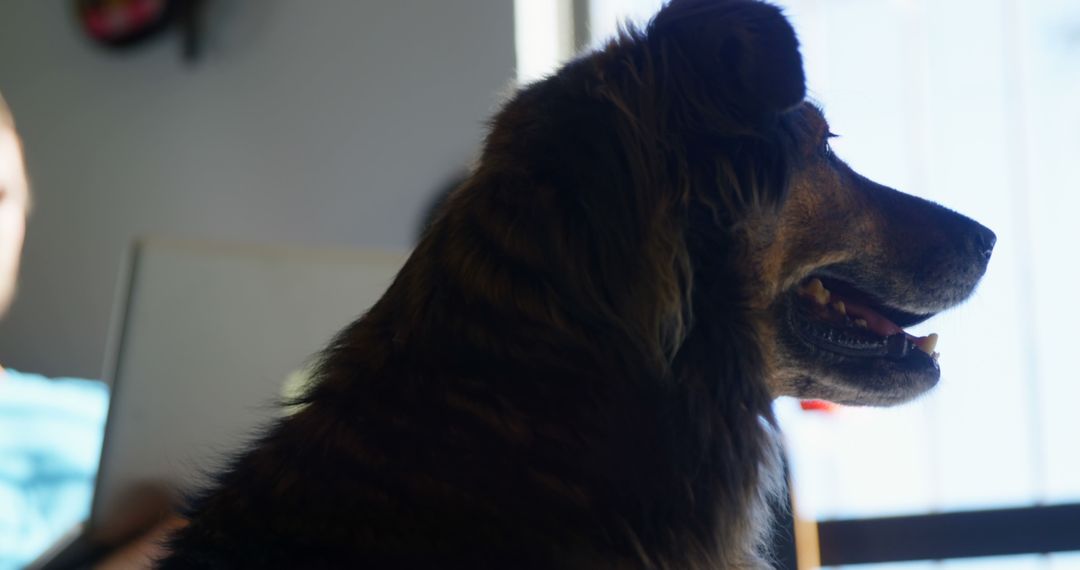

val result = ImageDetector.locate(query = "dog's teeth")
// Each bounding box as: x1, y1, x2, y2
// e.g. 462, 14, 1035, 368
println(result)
914, 333, 939, 354
854, 318, 868, 328
832, 301, 846, 315
802, 278, 830, 305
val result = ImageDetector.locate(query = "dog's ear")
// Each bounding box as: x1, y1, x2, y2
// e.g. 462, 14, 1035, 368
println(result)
648, 0, 805, 116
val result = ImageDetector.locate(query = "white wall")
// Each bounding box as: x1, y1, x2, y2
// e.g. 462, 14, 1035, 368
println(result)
0, 0, 515, 378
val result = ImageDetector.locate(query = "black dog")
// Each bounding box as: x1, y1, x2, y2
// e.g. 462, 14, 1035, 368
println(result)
160, 1, 993, 567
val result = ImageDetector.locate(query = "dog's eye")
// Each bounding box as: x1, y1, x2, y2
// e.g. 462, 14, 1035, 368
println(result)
820, 131, 839, 156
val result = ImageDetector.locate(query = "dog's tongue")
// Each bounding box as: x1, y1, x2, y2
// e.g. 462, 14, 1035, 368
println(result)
839, 298, 901, 337
834, 296, 939, 355
800, 278, 939, 356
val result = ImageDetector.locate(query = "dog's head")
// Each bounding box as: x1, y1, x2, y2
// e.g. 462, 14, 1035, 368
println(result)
597, 0, 995, 406
472, 0, 993, 409
750, 103, 994, 406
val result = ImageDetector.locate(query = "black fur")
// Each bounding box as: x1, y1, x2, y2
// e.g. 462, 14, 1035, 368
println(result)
160, 1, 816, 567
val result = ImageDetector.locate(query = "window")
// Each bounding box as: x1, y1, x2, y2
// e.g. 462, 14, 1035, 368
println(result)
575, 0, 1080, 565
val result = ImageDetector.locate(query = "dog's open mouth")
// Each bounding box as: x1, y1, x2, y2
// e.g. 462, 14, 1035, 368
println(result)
788, 276, 940, 364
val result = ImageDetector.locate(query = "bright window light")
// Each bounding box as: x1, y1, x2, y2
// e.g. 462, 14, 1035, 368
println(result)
514, 0, 574, 84
592, 0, 1080, 528
588, 0, 663, 47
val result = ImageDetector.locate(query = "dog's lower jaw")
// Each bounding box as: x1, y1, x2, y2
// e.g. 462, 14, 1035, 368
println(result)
769, 361, 938, 407
768, 369, 836, 402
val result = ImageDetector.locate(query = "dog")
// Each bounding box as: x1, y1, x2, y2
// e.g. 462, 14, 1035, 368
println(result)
159, 0, 994, 567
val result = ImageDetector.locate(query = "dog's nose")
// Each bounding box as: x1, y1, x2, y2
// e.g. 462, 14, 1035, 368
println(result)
973, 223, 996, 260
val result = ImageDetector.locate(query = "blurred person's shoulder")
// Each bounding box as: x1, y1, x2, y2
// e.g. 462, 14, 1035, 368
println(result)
0, 366, 109, 420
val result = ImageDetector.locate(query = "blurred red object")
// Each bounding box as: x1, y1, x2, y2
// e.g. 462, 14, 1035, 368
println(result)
75, 0, 204, 61
77, 0, 171, 46
800, 400, 839, 413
